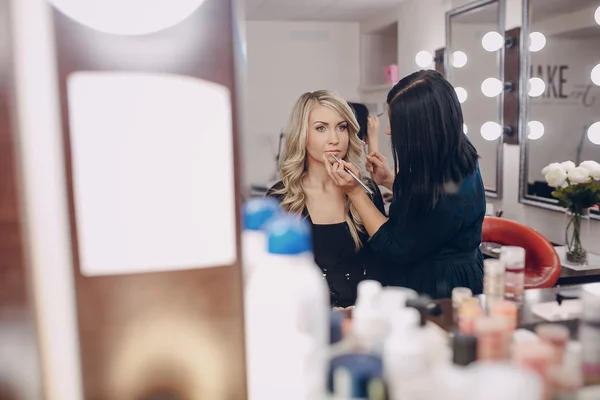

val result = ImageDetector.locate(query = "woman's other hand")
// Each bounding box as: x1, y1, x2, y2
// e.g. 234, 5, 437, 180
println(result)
366, 152, 394, 190
366, 115, 380, 153
323, 155, 364, 197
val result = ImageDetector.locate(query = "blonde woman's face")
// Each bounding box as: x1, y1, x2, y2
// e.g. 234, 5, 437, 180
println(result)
306, 105, 349, 164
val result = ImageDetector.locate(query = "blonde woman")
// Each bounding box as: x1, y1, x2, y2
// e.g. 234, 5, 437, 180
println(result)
267, 90, 385, 308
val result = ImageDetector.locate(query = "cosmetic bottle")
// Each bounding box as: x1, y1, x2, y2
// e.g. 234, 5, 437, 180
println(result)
406, 295, 451, 366
483, 259, 505, 312
468, 363, 543, 400
328, 353, 389, 400
452, 287, 472, 324
241, 197, 280, 282
458, 297, 483, 335
426, 333, 478, 400
383, 308, 430, 400
549, 342, 583, 400
330, 310, 345, 345
474, 316, 510, 361
513, 341, 555, 400
500, 246, 526, 303
245, 214, 329, 400
351, 280, 388, 354
580, 283, 600, 386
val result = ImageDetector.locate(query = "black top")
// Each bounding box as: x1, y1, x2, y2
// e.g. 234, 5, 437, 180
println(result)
266, 179, 386, 308
369, 167, 486, 299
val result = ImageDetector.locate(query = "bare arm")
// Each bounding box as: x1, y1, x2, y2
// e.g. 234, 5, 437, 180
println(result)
365, 152, 394, 191
348, 190, 388, 237
366, 115, 380, 154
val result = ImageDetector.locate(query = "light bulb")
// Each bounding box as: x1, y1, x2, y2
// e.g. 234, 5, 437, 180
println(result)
452, 51, 468, 68
481, 77, 503, 97
48, 0, 207, 35
588, 122, 600, 145
455, 87, 468, 103
591, 64, 600, 86
481, 121, 502, 141
415, 51, 433, 68
595, 6, 600, 25
528, 77, 546, 97
481, 31, 504, 52
527, 121, 545, 140
529, 32, 546, 52
463, 124, 468, 135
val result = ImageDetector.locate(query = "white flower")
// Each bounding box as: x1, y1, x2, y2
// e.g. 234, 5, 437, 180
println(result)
545, 167, 568, 188
542, 162, 562, 176
567, 167, 591, 184
561, 161, 576, 174
579, 160, 600, 180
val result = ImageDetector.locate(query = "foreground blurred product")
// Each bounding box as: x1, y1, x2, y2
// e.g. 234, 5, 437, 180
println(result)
245, 213, 329, 400
328, 353, 388, 399
581, 283, 600, 385
241, 197, 281, 282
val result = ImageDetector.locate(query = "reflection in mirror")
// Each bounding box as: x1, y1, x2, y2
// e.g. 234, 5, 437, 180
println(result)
447, 0, 504, 197
521, 0, 600, 218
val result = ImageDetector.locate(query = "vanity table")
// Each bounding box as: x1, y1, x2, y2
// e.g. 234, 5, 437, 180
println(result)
481, 242, 600, 285
427, 285, 581, 336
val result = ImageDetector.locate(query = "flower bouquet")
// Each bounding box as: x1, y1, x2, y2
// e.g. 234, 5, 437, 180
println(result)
542, 160, 600, 264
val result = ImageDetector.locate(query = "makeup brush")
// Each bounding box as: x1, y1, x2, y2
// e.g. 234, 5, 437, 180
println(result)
331, 154, 374, 195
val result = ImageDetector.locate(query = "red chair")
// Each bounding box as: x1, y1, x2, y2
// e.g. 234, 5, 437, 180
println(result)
482, 217, 561, 289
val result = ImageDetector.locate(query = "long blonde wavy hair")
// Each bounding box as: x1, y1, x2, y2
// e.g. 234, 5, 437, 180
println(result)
273, 90, 367, 250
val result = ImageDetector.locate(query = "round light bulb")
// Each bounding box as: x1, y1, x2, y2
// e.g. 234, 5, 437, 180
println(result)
527, 121, 545, 140
481, 121, 503, 141
463, 124, 468, 135
591, 63, 600, 86
455, 87, 468, 103
415, 51, 433, 68
529, 32, 546, 52
481, 77, 504, 97
528, 77, 546, 97
48, 0, 207, 35
481, 31, 504, 52
588, 122, 600, 145
452, 51, 468, 68
595, 6, 600, 25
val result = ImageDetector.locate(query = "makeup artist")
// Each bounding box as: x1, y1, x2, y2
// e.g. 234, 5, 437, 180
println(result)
325, 70, 485, 299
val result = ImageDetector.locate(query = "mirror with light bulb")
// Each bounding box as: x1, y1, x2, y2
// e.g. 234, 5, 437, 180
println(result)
446, 0, 506, 198
520, 0, 600, 218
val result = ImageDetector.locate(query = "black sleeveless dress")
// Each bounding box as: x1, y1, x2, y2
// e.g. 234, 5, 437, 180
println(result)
266, 180, 386, 307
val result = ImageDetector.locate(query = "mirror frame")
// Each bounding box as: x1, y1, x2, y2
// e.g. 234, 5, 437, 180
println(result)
446, 0, 506, 199
517, 0, 600, 220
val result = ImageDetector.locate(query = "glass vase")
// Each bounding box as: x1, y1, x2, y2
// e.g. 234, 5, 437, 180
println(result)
565, 209, 590, 266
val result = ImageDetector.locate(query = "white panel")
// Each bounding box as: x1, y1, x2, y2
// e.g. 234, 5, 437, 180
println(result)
67, 72, 237, 276
10, 0, 83, 398
48, 0, 207, 35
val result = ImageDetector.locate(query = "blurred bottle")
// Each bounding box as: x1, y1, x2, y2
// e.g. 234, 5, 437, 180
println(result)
245, 213, 329, 400
241, 197, 281, 283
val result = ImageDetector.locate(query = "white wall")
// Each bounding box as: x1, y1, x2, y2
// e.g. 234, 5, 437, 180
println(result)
243, 21, 361, 187
358, 1, 449, 175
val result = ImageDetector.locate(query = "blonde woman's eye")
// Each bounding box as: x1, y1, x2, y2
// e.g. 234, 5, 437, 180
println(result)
338, 125, 348, 131
316, 126, 327, 132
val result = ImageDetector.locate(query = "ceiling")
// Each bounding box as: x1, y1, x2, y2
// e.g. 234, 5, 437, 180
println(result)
245, 0, 405, 22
